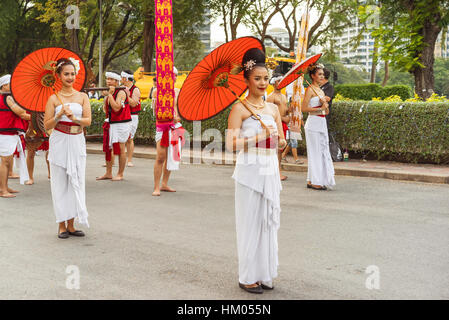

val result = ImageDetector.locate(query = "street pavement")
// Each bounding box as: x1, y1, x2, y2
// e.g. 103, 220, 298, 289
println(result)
1, 153, 448, 300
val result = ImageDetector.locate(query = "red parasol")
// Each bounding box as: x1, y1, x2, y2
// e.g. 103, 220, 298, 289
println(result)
276, 53, 322, 90
177, 37, 266, 124
10, 47, 86, 113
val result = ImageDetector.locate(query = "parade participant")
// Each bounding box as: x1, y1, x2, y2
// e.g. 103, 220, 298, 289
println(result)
121, 69, 141, 167
25, 137, 50, 185
43, 58, 91, 239
25, 112, 50, 185
320, 68, 335, 134
96, 71, 131, 181
0, 74, 30, 198
267, 74, 289, 181
151, 67, 181, 196
226, 48, 286, 294
301, 64, 335, 190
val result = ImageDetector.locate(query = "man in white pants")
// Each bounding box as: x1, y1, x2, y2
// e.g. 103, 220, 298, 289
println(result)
97, 71, 131, 181
0, 74, 30, 197
121, 70, 141, 167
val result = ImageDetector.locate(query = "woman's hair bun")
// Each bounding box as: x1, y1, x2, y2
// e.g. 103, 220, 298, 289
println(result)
241, 48, 266, 79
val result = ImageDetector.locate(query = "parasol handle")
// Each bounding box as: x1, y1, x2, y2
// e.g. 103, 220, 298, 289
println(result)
53, 91, 66, 109
226, 87, 269, 130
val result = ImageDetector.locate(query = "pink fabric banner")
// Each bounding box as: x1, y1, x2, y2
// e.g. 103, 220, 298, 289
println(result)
155, 0, 175, 131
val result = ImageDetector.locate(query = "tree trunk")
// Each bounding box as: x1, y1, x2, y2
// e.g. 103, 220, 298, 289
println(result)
381, 60, 389, 87
70, 29, 80, 55
413, 20, 441, 100
142, 12, 155, 72
370, 42, 378, 83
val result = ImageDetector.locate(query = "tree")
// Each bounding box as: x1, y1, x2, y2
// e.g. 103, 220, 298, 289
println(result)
0, 0, 52, 73
35, 0, 143, 79
246, 0, 288, 43
261, 0, 358, 54
140, 0, 208, 72
433, 57, 449, 97
209, 0, 252, 42
359, 0, 449, 100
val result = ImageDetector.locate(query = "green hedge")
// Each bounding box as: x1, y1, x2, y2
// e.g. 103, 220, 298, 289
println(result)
88, 101, 231, 146
335, 83, 412, 101
88, 100, 449, 164
329, 101, 449, 163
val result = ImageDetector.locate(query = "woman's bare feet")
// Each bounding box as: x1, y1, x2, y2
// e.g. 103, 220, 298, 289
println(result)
152, 189, 161, 196
127, 162, 134, 167
96, 174, 112, 181
7, 187, 19, 193
111, 175, 123, 181
25, 179, 34, 185
8, 174, 19, 179
280, 174, 288, 181
160, 185, 176, 192
0, 191, 16, 198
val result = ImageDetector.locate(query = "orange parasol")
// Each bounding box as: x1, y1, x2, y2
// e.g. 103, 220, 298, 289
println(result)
276, 53, 322, 90
177, 37, 266, 124
10, 47, 86, 113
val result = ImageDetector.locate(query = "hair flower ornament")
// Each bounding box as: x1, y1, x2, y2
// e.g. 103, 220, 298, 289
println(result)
243, 59, 256, 71
68, 57, 80, 74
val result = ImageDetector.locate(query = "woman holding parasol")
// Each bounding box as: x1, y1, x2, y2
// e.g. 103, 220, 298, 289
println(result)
43, 57, 92, 239
178, 37, 295, 293
226, 48, 286, 294
300, 64, 335, 190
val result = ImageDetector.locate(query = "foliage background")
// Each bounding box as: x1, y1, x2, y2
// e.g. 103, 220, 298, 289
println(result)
88, 100, 449, 164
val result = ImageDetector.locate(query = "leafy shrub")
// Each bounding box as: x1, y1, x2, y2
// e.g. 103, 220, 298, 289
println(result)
89, 100, 449, 164
335, 83, 412, 101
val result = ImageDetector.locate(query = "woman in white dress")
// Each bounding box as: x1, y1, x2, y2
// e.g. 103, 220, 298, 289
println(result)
226, 48, 287, 294
301, 64, 335, 190
44, 58, 92, 239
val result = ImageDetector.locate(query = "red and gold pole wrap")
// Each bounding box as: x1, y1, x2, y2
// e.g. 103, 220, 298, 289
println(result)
154, 0, 175, 132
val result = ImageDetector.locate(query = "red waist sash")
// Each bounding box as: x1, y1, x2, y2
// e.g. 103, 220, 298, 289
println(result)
312, 106, 325, 117
256, 137, 277, 149
55, 121, 82, 135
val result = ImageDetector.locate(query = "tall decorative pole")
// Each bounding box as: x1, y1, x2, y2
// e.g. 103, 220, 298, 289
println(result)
289, 1, 310, 140
154, 0, 175, 132
99, 0, 103, 87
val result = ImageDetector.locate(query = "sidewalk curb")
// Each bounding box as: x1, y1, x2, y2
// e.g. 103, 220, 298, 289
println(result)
86, 148, 449, 185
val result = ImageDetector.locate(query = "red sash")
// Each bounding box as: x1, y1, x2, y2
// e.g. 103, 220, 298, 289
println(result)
102, 121, 120, 161
170, 126, 185, 161
256, 137, 277, 149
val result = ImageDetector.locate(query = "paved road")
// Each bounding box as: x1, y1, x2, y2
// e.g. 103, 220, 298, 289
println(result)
1, 153, 448, 299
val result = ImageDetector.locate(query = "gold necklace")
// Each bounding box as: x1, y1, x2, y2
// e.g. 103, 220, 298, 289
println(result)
245, 99, 265, 110
59, 90, 75, 97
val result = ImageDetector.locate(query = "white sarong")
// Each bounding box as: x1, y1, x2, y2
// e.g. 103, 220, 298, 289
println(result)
0, 133, 29, 185
232, 113, 282, 285
48, 103, 89, 226
109, 121, 131, 147
305, 96, 335, 188
129, 115, 139, 139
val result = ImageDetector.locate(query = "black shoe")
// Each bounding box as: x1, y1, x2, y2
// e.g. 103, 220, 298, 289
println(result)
260, 283, 274, 290
310, 185, 327, 190
58, 231, 69, 239
307, 184, 312, 189
239, 283, 263, 294
67, 230, 85, 237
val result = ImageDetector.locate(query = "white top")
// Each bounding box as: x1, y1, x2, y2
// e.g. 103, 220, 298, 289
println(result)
232, 113, 282, 203
304, 96, 327, 133
48, 103, 86, 169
